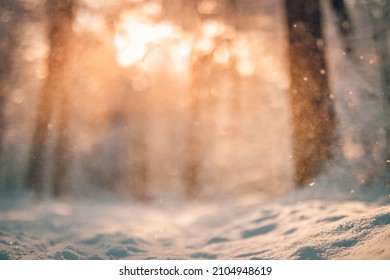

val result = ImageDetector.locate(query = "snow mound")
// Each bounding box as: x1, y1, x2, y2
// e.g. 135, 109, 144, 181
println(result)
0, 196, 389, 260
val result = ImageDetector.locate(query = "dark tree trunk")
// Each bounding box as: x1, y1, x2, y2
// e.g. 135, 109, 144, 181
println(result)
0, 0, 21, 181
331, 0, 353, 53
120, 76, 150, 200
368, 1, 390, 187
284, 0, 336, 186
129, 108, 149, 200
184, 58, 203, 197
50, 0, 74, 198
52, 92, 71, 197
0, 2, 12, 176
182, 0, 238, 197
27, 0, 73, 197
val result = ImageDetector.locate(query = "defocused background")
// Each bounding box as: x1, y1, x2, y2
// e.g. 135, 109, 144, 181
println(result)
0, 0, 388, 201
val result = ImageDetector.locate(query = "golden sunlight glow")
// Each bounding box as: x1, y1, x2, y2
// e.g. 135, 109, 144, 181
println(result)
213, 43, 231, 65
114, 13, 174, 67
169, 39, 192, 74
142, 1, 163, 17
175, 40, 192, 58
193, 36, 215, 55
113, 9, 265, 79
73, 9, 105, 34
233, 35, 256, 76
197, 0, 218, 15
236, 58, 255, 77
201, 19, 226, 38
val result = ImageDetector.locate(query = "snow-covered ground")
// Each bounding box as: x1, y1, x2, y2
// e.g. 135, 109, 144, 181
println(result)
0, 189, 389, 260
0, 0, 389, 261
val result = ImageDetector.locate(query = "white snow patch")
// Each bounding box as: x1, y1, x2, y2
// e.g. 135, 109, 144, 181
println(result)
0, 194, 389, 260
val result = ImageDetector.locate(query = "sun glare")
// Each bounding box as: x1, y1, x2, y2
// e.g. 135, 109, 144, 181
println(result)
197, 0, 218, 15
213, 43, 231, 65
113, 7, 264, 79
114, 13, 174, 67
201, 19, 226, 38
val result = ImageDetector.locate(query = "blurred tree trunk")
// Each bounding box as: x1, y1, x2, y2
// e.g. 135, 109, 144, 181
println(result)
368, 1, 390, 187
284, 0, 336, 186
0, 1, 24, 185
127, 87, 149, 200
183, 0, 238, 197
331, 0, 353, 53
129, 117, 149, 200
0, 1, 14, 177
184, 57, 204, 197
182, 1, 205, 197
52, 89, 71, 197
27, 0, 73, 197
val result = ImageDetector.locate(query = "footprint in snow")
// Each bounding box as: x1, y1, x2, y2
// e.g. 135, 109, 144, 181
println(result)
234, 249, 270, 258
81, 234, 105, 245
283, 228, 297, 235
191, 252, 218, 259
241, 224, 277, 239
106, 246, 146, 259
332, 238, 358, 248
293, 246, 324, 260
316, 215, 347, 223
371, 213, 390, 226
207, 237, 229, 244
251, 213, 279, 224
0, 250, 11, 260
120, 238, 138, 245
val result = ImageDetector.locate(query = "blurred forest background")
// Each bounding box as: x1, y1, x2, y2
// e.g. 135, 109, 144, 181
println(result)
0, 0, 388, 200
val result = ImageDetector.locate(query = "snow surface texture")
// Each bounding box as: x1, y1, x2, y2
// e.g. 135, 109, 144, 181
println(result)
0, 193, 389, 260
1, 0, 389, 261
